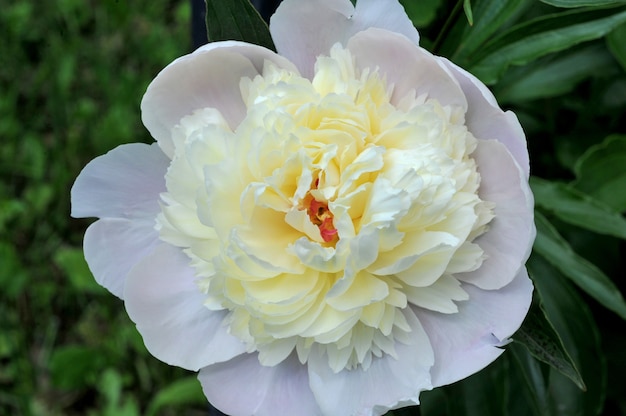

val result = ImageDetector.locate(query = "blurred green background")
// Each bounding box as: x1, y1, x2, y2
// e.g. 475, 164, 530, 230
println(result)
1, 0, 626, 415
1, 1, 209, 414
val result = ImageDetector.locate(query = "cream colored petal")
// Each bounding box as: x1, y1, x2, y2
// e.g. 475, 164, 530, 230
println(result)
199, 353, 322, 416
456, 140, 535, 290
141, 42, 298, 157
124, 244, 247, 371
270, 0, 419, 78
439, 57, 530, 178
307, 307, 433, 416
347, 28, 467, 110
404, 274, 469, 314
415, 267, 533, 387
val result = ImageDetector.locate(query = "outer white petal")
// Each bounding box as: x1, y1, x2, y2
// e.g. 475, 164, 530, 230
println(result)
199, 353, 322, 416
346, 29, 468, 110
415, 267, 533, 388
307, 308, 433, 416
457, 139, 535, 290
83, 218, 159, 299
439, 57, 530, 178
141, 42, 298, 157
270, 0, 419, 79
124, 243, 247, 371
71, 143, 169, 219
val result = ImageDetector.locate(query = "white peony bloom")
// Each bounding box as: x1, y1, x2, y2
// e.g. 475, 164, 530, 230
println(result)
71, 0, 535, 415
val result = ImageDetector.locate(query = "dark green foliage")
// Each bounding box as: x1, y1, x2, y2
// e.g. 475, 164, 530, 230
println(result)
205, 0, 275, 50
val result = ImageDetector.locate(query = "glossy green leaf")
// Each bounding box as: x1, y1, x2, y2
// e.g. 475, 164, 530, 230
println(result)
494, 44, 614, 102
514, 304, 585, 390
449, 0, 531, 62
399, 0, 443, 27
531, 176, 626, 240
528, 256, 606, 416
533, 212, 626, 320
508, 343, 549, 415
205, 0, 275, 50
470, 6, 626, 83
448, 359, 509, 416
146, 376, 207, 416
540, 0, 626, 6
463, 0, 474, 25
573, 134, 626, 211
607, 22, 626, 70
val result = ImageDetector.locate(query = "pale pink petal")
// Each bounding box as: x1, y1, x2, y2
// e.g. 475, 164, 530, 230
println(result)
440, 58, 530, 178
347, 29, 467, 110
307, 308, 433, 416
83, 218, 159, 299
141, 42, 298, 157
457, 139, 535, 289
414, 268, 533, 387
199, 353, 322, 416
71, 143, 169, 219
124, 243, 247, 371
270, 0, 419, 79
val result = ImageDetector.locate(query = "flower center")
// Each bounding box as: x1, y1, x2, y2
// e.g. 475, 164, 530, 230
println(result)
156, 45, 494, 372
302, 179, 338, 244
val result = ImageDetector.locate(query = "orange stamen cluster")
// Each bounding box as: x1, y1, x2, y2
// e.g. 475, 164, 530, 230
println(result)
303, 180, 339, 243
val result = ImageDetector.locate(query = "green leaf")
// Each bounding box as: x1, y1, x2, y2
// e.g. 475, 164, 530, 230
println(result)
528, 256, 606, 416
449, 0, 531, 63
99, 369, 140, 416
533, 212, 626, 320
463, 0, 474, 25
205, 0, 275, 50
508, 343, 549, 415
494, 43, 614, 103
573, 134, 626, 211
416, 388, 448, 416
469, 6, 626, 84
399, 0, 444, 28
540, 0, 626, 7
514, 304, 585, 390
0, 241, 28, 297
531, 176, 626, 240
607, 22, 626, 70
446, 359, 509, 416
145, 376, 207, 416
48, 345, 108, 389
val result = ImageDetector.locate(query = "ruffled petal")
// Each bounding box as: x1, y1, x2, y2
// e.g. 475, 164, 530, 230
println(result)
141, 42, 298, 157
414, 267, 533, 388
307, 308, 433, 416
124, 243, 247, 371
270, 0, 419, 79
347, 29, 467, 110
199, 353, 322, 416
439, 58, 530, 178
457, 139, 535, 290
71, 143, 169, 219
83, 218, 159, 299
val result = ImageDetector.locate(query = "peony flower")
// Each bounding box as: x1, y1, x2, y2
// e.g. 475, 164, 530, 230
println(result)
71, 0, 535, 414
